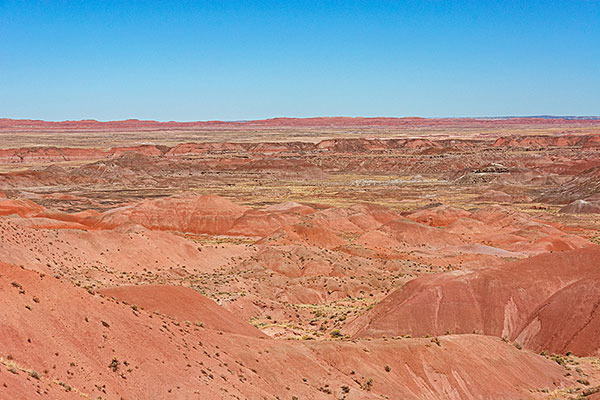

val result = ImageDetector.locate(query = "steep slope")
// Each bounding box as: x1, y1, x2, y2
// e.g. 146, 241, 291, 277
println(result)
0, 198, 44, 217
345, 247, 600, 355
516, 277, 600, 355
99, 285, 264, 337
0, 261, 579, 399
0, 218, 253, 284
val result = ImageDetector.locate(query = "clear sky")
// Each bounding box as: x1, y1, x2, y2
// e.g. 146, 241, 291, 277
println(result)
1, 1, 599, 121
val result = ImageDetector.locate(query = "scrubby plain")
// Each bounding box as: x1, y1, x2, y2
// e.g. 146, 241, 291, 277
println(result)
1, 117, 600, 399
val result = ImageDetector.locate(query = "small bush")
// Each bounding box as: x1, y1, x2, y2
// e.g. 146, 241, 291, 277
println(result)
29, 370, 41, 380
109, 357, 120, 372
330, 329, 343, 338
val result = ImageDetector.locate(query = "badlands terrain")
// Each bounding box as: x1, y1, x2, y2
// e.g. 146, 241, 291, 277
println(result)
1, 116, 600, 399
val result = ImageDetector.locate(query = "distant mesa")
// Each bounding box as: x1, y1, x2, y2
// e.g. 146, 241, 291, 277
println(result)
2, 116, 600, 131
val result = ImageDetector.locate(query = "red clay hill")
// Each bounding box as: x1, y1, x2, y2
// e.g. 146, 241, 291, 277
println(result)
345, 247, 600, 356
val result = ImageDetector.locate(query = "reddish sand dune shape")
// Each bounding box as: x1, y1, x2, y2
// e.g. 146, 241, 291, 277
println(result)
257, 222, 347, 249
1, 193, 591, 256
406, 205, 471, 227
34, 209, 102, 227
98, 285, 263, 337
225, 209, 305, 237
306, 203, 402, 233
560, 199, 600, 213
1, 194, 589, 274
100, 194, 323, 237
0, 262, 577, 399
345, 247, 600, 356
99, 194, 250, 234
0, 218, 252, 275
376, 218, 465, 247
516, 277, 600, 356
264, 201, 316, 215
353, 203, 588, 258
0, 198, 44, 217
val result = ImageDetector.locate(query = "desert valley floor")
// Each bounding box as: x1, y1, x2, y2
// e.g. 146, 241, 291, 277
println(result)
1, 117, 600, 399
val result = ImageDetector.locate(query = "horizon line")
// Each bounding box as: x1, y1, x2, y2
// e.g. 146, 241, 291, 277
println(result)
3, 115, 600, 124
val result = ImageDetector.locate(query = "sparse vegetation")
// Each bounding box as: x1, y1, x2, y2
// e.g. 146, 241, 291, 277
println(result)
109, 357, 120, 372
330, 329, 343, 338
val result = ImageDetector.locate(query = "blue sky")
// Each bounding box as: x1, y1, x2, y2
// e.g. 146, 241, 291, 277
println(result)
1, 1, 599, 121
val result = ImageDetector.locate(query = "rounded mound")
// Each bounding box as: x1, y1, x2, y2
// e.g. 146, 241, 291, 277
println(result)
99, 285, 263, 337
560, 199, 600, 214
